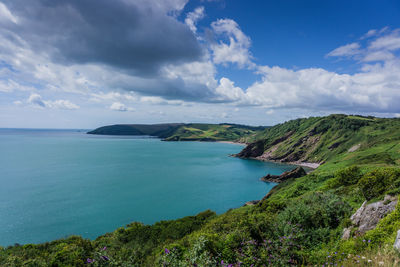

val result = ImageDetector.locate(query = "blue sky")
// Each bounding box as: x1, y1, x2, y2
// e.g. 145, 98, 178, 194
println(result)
0, 0, 400, 128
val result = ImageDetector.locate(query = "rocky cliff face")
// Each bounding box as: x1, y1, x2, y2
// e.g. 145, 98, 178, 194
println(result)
342, 195, 398, 239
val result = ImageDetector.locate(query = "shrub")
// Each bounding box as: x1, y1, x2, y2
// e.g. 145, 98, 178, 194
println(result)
335, 166, 362, 186
275, 192, 352, 248
358, 168, 400, 200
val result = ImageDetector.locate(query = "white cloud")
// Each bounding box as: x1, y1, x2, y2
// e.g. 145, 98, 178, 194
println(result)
363, 51, 394, 62
51, 100, 80, 110
27, 93, 46, 108
210, 19, 254, 68
214, 77, 246, 101
361, 27, 389, 40
109, 102, 134, 112
0, 2, 18, 24
89, 91, 137, 103
326, 42, 361, 57
185, 6, 205, 33
26, 93, 79, 110
368, 31, 400, 51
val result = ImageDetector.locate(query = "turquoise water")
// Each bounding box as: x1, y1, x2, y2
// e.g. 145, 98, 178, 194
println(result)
0, 129, 295, 246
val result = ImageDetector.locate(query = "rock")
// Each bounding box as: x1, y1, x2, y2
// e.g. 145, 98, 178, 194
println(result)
261, 167, 307, 183
235, 140, 265, 158
244, 200, 259, 206
348, 144, 361, 152
342, 228, 351, 240
342, 195, 398, 239
394, 230, 400, 250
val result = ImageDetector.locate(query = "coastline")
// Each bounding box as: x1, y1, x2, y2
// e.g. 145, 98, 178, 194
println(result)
236, 156, 321, 170
216, 140, 246, 146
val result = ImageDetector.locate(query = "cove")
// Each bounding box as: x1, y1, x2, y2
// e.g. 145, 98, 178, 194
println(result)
0, 129, 296, 246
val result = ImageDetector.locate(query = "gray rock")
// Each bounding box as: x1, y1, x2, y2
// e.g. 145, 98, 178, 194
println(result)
342, 228, 351, 240
394, 230, 400, 251
342, 195, 398, 239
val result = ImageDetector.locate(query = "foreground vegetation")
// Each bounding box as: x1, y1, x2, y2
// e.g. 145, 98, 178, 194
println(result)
1, 114, 400, 266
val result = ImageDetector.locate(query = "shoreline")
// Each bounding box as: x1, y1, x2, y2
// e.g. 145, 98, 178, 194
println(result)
216, 140, 246, 146
236, 156, 321, 170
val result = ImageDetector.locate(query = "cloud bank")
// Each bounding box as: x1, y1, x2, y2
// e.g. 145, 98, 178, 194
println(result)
0, 0, 399, 119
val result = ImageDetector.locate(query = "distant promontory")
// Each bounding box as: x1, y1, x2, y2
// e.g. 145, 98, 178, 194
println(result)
87, 123, 268, 142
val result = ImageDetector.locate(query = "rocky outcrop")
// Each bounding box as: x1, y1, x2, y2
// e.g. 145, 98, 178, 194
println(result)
235, 140, 265, 158
394, 230, 400, 251
342, 195, 398, 239
260, 167, 307, 183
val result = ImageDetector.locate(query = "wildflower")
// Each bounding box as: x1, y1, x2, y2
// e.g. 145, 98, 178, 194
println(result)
378, 262, 384, 265
368, 260, 372, 263
101, 255, 109, 261
362, 256, 366, 259
86, 258, 94, 263
102, 246, 107, 251
164, 248, 170, 254
368, 240, 371, 243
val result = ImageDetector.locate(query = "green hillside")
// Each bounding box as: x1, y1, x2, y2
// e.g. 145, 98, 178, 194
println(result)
163, 123, 266, 142
2, 115, 400, 266
236, 114, 400, 169
88, 123, 267, 142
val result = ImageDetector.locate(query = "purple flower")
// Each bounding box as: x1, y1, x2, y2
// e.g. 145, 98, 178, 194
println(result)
164, 248, 170, 254
86, 258, 94, 263
102, 246, 107, 251
101, 255, 109, 261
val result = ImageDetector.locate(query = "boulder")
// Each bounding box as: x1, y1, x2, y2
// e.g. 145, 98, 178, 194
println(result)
342, 195, 398, 239
394, 230, 400, 251
261, 167, 307, 183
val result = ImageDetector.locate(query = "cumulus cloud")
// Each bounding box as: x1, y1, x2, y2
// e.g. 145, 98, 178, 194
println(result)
109, 102, 134, 112
1, 0, 400, 119
210, 19, 254, 68
242, 62, 400, 113
185, 6, 205, 33
26, 93, 79, 109
214, 77, 246, 101
27, 93, 46, 108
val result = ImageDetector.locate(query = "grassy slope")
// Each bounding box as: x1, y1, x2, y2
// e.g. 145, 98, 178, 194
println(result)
2, 115, 400, 266
236, 114, 400, 167
163, 123, 266, 142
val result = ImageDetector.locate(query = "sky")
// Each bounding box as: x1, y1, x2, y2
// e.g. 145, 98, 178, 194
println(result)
0, 0, 400, 129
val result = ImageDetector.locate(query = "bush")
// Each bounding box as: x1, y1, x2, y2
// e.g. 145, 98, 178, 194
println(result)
275, 192, 352, 248
335, 166, 362, 186
358, 168, 400, 200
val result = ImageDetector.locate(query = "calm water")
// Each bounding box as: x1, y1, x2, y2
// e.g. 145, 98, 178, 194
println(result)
0, 129, 295, 246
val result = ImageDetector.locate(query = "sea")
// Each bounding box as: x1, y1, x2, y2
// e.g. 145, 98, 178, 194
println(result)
0, 128, 296, 246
